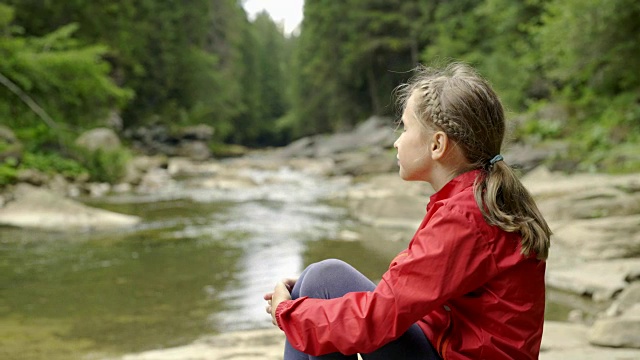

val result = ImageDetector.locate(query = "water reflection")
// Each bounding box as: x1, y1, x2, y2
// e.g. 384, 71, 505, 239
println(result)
0, 164, 583, 360
0, 165, 353, 359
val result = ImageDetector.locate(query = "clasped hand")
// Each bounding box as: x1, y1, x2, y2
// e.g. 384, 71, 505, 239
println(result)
263, 278, 296, 326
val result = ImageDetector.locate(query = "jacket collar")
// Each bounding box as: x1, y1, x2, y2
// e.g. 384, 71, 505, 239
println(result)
428, 169, 482, 206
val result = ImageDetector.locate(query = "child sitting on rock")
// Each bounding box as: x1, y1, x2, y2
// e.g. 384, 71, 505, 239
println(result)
264, 62, 552, 360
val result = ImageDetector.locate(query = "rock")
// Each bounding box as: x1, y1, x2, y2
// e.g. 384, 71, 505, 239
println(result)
75, 127, 122, 152
111, 322, 640, 360
16, 168, 49, 186
537, 187, 640, 221
177, 140, 211, 161
0, 184, 140, 231
539, 321, 640, 359
167, 157, 221, 177
590, 283, 640, 349
605, 283, 640, 318
288, 157, 336, 177
122, 155, 169, 185
47, 174, 69, 196
588, 306, 640, 348
136, 168, 176, 193
112, 183, 133, 193
125, 124, 215, 158
550, 215, 640, 260
276, 136, 316, 158
332, 149, 397, 176
178, 124, 215, 141
197, 176, 257, 190
339, 173, 432, 231
522, 169, 639, 202
354, 116, 397, 147
119, 328, 285, 360
504, 143, 563, 173
276, 116, 396, 159
88, 182, 111, 197
546, 258, 640, 301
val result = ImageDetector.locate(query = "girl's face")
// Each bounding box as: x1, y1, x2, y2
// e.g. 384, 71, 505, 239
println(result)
394, 93, 433, 182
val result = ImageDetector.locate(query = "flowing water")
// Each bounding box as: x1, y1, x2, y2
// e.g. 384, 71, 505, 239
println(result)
0, 165, 586, 360
0, 166, 405, 360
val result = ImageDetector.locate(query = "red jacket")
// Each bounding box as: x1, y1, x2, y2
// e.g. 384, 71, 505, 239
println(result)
276, 170, 546, 359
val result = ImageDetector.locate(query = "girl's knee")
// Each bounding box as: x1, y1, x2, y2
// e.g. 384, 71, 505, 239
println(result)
298, 259, 374, 299
307, 258, 351, 277
298, 259, 354, 297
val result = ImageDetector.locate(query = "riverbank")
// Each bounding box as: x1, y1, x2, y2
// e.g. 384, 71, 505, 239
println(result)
110, 321, 640, 360
2, 118, 639, 359
102, 157, 640, 360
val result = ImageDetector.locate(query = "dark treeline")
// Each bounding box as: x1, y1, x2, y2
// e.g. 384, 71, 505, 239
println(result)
1, 0, 639, 178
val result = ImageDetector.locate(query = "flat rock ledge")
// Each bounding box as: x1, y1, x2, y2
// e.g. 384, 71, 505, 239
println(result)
109, 321, 640, 360
0, 184, 140, 231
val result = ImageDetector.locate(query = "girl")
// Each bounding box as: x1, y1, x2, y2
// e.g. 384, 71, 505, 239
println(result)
264, 63, 552, 360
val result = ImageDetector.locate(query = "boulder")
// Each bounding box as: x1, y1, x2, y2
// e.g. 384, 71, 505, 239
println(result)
588, 304, 640, 348
540, 321, 640, 359
75, 127, 122, 152
277, 116, 396, 159
178, 124, 215, 141
545, 258, 640, 301
16, 168, 49, 186
586, 283, 640, 348
0, 184, 140, 231
177, 140, 211, 161
549, 215, 640, 260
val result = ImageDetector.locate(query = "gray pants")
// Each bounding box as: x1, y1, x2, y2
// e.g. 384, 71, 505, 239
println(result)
284, 259, 441, 360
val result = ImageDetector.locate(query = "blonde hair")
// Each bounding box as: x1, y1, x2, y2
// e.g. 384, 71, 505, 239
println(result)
396, 63, 551, 260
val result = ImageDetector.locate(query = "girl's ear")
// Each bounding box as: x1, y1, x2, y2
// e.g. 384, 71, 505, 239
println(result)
430, 131, 448, 160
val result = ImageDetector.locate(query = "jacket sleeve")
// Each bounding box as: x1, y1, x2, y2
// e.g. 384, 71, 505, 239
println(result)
275, 204, 501, 356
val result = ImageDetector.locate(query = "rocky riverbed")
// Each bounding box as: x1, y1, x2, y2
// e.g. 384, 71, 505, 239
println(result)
107, 157, 640, 360
1, 118, 639, 359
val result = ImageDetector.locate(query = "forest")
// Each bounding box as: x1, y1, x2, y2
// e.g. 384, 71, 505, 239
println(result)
0, 0, 639, 186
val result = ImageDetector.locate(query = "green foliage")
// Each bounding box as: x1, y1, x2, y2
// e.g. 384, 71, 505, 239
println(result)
20, 152, 87, 178
519, 119, 563, 142
0, 147, 131, 186
536, 0, 640, 97
0, 7, 133, 130
0, 162, 17, 185
72, 147, 131, 183
290, 0, 420, 137
1, 0, 638, 174
228, 11, 291, 146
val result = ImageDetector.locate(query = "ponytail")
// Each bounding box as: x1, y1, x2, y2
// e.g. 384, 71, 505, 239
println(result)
474, 162, 552, 260
396, 62, 552, 260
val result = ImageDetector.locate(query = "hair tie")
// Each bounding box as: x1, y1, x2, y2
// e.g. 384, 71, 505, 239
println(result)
489, 154, 503, 165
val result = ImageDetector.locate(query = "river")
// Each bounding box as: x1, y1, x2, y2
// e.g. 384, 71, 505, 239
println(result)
0, 165, 406, 360
0, 163, 583, 360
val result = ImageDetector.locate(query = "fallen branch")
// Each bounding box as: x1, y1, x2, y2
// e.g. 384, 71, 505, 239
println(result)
0, 71, 58, 129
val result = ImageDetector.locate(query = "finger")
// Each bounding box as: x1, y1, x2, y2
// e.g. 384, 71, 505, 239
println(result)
282, 278, 297, 289
275, 282, 289, 292
263, 292, 273, 300
283, 277, 298, 285
265, 305, 271, 314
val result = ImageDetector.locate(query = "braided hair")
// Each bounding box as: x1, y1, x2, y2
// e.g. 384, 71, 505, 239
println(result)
395, 63, 551, 260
